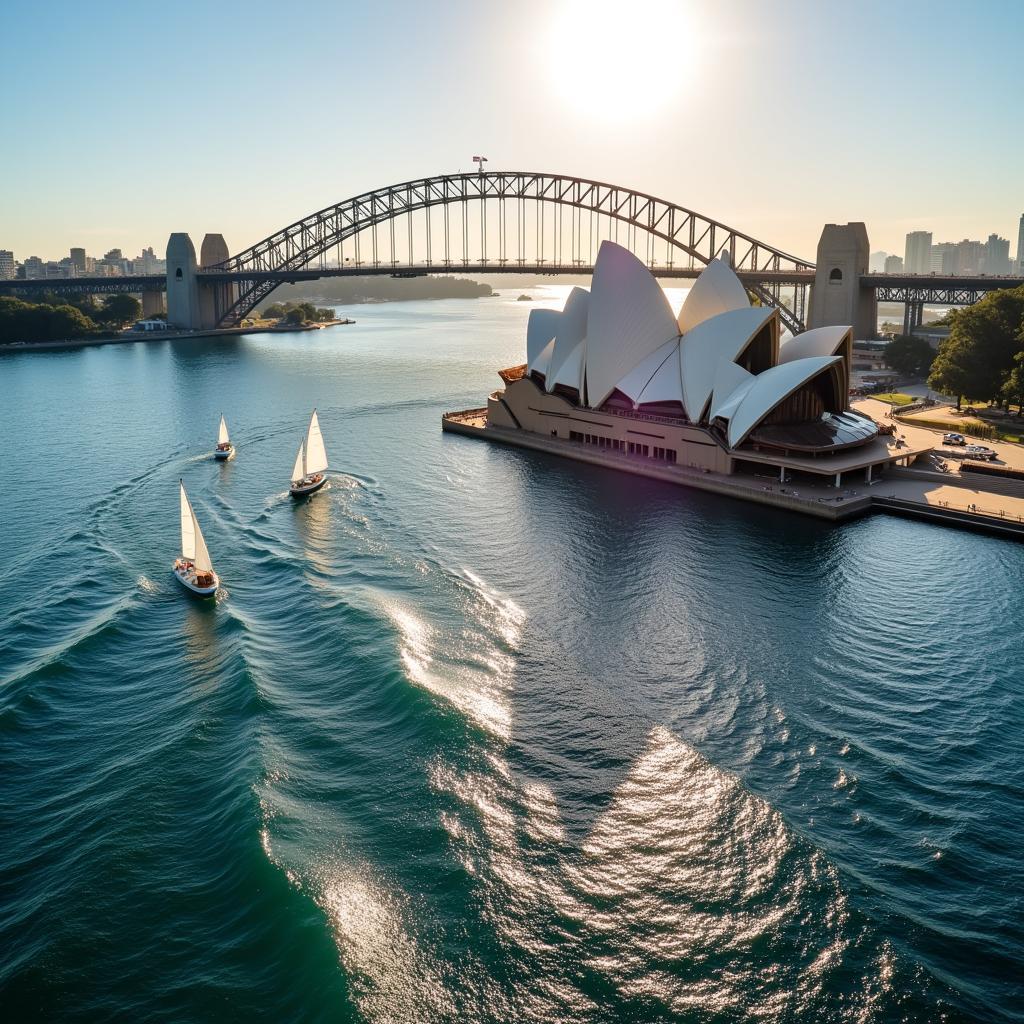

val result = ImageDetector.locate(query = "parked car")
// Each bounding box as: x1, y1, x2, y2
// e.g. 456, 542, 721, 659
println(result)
964, 445, 997, 461
942, 432, 965, 445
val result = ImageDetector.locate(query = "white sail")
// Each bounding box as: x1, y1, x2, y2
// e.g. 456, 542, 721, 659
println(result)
179, 481, 213, 573
304, 409, 328, 475
179, 481, 195, 560
292, 439, 305, 482
218, 415, 229, 445
192, 506, 213, 574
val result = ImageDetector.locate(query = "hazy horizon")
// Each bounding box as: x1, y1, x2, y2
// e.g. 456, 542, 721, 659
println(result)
3, 0, 1023, 263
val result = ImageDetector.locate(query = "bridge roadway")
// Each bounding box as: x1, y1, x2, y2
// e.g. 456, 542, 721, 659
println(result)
0, 264, 815, 299
3, 267, 1020, 302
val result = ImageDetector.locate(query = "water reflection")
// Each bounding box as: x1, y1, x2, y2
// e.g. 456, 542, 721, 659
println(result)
180, 593, 219, 674
291, 481, 335, 579
430, 726, 896, 1022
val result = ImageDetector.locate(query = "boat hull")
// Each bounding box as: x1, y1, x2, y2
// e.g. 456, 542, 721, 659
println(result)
214, 445, 234, 461
173, 565, 219, 597
290, 475, 327, 498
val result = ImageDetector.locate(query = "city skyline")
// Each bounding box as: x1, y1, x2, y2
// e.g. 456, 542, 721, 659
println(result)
2, 0, 1023, 262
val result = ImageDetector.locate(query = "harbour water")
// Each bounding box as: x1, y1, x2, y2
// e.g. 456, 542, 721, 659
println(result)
1, 291, 1022, 1022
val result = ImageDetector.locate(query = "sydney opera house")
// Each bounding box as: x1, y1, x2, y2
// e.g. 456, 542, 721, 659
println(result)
444, 241, 921, 513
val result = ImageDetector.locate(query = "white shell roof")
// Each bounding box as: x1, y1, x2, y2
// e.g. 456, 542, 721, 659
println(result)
549, 339, 586, 393
679, 306, 776, 423
526, 308, 560, 368
529, 336, 555, 378
708, 360, 755, 421
636, 343, 684, 407
585, 241, 679, 408
778, 325, 852, 364
547, 287, 589, 393
613, 336, 678, 404
677, 257, 750, 334
727, 355, 843, 448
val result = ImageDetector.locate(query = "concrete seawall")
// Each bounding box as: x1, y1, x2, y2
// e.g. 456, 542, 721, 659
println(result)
442, 414, 871, 522
442, 413, 1024, 540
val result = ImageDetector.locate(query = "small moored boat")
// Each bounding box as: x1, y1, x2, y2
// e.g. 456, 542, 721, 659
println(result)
173, 480, 219, 596
290, 408, 329, 497
214, 414, 234, 460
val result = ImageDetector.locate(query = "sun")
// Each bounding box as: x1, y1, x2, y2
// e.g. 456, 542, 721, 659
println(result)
543, 0, 695, 121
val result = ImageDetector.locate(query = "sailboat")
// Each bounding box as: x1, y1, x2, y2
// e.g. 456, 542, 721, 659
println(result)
214, 414, 234, 460
173, 480, 220, 596
290, 408, 329, 497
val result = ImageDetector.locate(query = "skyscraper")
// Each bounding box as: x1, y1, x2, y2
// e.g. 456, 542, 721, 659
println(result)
931, 243, 956, 274
884, 254, 904, 273
0, 250, 14, 280
1017, 214, 1024, 273
905, 231, 932, 274
953, 239, 985, 275
70, 247, 86, 274
869, 250, 888, 273
983, 234, 1010, 275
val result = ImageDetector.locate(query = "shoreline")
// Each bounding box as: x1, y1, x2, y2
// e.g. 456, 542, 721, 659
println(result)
442, 410, 1024, 540
0, 319, 355, 355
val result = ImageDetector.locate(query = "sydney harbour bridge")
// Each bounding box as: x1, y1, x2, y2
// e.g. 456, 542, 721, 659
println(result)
4, 170, 1022, 337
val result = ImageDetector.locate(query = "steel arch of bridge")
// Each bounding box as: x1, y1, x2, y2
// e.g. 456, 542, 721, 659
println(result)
210, 171, 815, 331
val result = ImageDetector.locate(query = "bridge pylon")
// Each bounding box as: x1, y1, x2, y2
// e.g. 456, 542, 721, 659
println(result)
166, 233, 201, 329
199, 234, 235, 329
809, 223, 877, 340
166, 232, 232, 330
141, 289, 165, 318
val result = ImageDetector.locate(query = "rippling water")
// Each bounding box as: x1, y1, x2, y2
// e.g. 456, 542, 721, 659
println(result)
1, 291, 1022, 1022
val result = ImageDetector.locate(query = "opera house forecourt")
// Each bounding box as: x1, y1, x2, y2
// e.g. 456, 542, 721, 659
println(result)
443, 241, 929, 522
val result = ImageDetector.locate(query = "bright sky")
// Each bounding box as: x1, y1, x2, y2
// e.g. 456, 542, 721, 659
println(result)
3, 0, 1022, 262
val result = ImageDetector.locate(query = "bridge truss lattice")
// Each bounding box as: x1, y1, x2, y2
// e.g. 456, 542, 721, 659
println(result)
210, 171, 816, 331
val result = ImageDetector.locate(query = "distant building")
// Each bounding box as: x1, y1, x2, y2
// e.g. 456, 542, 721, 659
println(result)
931, 243, 956, 274
869, 250, 888, 273
0, 250, 14, 280
140, 246, 161, 273
1017, 214, 1024, 273
983, 234, 1010, 275
70, 247, 87, 274
44, 259, 74, 279
98, 248, 127, 276
22, 256, 45, 279
905, 231, 932, 274
126, 246, 165, 276
953, 239, 985, 275
884, 254, 903, 273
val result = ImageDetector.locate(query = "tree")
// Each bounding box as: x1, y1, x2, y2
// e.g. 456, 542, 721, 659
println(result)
884, 335, 936, 377
1002, 347, 1024, 413
95, 293, 142, 327
25, 291, 98, 317
50, 304, 96, 339
928, 285, 1024, 408
0, 296, 97, 342
263, 300, 332, 323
